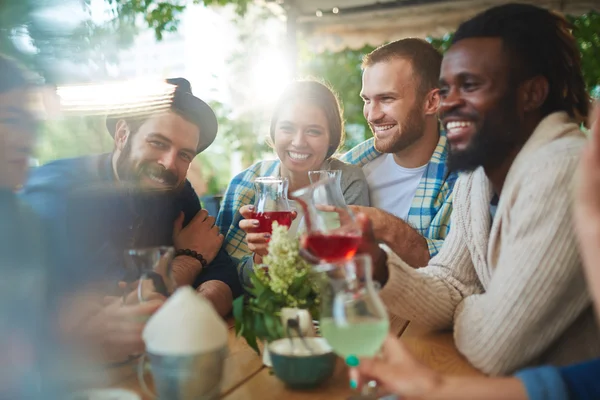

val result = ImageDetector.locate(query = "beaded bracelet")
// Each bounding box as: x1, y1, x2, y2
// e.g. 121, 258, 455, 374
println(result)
175, 249, 208, 268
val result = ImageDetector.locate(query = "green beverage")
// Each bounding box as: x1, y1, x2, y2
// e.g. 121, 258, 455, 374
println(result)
319, 317, 389, 358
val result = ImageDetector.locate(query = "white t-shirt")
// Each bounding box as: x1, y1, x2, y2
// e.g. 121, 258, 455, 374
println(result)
363, 154, 427, 220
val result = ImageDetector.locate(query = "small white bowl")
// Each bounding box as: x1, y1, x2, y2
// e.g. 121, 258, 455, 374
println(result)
268, 336, 333, 357
268, 337, 337, 389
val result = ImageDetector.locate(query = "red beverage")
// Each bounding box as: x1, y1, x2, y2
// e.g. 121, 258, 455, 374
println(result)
304, 233, 362, 262
250, 211, 293, 233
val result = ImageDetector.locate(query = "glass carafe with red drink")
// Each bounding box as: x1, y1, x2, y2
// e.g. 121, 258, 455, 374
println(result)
291, 172, 362, 263
250, 177, 293, 234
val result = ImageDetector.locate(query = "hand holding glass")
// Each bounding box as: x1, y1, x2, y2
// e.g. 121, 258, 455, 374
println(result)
318, 254, 389, 398
318, 254, 389, 358
250, 177, 293, 234
292, 172, 362, 262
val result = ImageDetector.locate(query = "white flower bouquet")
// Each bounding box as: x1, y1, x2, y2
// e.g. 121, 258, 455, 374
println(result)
233, 222, 321, 353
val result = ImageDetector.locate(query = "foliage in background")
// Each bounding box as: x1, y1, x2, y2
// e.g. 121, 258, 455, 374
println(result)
427, 32, 454, 53
0, 0, 251, 82
300, 44, 374, 152
234, 223, 322, 353
568, 11, 600, 96
217, 5, 282, 168
97, 0, 251, 41
194, 100, 272, 196
36, 116, 112, 164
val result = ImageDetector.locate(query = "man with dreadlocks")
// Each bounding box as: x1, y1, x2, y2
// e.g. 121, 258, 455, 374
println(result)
353, 2, 599, 376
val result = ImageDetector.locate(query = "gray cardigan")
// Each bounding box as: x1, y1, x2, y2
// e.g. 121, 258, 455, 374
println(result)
325, 157, 370, 207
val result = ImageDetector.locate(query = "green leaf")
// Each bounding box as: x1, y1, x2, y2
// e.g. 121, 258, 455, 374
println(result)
250, 273, 267, 296
244, 326, 260, 354
233, 295, 245, 334
233, 295, 245, 321
264, 313, 283, 342
288, 273, 308, 294
242, 310, 260, 354
256, 288, 272, 308
253, 313, 269, 339
295, 283, 312, 299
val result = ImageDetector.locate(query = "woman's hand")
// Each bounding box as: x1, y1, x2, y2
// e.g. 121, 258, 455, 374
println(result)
351, 335, 529, 400
350, 335, 441, 398
238, 205, 297, 258
239, 205, 270, 257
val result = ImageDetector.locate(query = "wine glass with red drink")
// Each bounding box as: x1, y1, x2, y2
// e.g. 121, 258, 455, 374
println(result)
292, 171, 362, 263
250, 177, 293, 235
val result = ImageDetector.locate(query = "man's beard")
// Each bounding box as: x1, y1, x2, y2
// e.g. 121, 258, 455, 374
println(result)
373, 102, 425, 154
446, 91, 524, 173
116, 139, 180, 193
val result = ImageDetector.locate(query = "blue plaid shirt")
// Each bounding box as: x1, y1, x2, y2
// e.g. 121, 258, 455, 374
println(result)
340, 132, 457, 256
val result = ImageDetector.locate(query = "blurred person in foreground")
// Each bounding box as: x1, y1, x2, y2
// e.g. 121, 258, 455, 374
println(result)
21, 78, 242, 362
356, 3, 599, 375
350, 103, 600, 400
0, 54, 50, 398
217, 80, 369, 285
340, 38, 457, 268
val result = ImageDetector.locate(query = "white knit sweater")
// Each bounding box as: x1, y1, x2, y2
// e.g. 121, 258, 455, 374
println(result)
380, 112, 600, 375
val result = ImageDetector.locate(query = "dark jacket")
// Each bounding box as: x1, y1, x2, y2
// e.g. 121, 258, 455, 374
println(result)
20, 153, 242, 298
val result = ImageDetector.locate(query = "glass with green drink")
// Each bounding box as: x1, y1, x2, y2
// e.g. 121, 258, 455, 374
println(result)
317, 254, 389, 397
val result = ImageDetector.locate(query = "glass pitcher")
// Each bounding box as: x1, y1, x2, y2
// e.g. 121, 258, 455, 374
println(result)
308, 169, 342, 185
251, 177, 293, 234
291, 174, 362, 263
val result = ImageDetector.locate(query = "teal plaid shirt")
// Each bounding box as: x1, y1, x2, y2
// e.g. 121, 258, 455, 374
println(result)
340, 132, 457, 256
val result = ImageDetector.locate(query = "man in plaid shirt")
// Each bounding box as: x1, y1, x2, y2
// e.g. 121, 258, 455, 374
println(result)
340, 39, 457, 267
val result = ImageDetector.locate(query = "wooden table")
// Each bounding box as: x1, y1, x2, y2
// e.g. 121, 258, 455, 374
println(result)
109, 320, 482, 399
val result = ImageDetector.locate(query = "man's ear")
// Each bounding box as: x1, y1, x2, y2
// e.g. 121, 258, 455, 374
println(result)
114, 120, 130, 151
423, 88, 441, 116
520, 76, 549, 113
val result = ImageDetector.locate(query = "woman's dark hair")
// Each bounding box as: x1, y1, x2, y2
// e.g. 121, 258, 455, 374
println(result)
452, 3, 589, 122
270, 80, 345, 159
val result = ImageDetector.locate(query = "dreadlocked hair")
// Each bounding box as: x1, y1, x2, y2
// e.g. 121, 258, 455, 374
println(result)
453, 3, 589, 122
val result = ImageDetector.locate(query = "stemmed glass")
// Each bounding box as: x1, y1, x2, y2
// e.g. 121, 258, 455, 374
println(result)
318, 254, 389, 398
251, 177, 293, 235
123, 246, 176, 303
308, 169, 342, 185
292, 174, 362, 263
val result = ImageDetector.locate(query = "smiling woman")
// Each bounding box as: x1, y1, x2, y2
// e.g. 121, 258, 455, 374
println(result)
269, 81, 345, 187
216, 80, 371, 284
